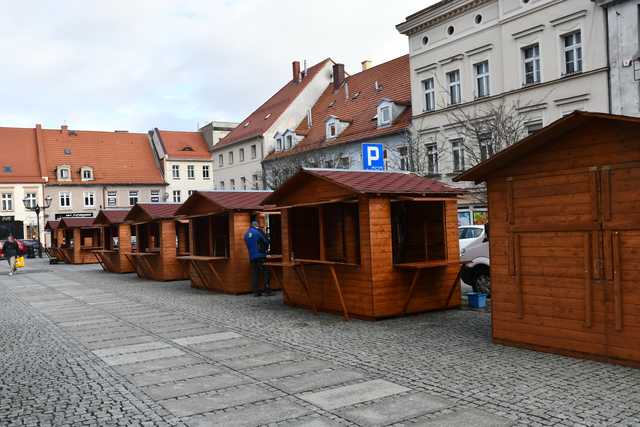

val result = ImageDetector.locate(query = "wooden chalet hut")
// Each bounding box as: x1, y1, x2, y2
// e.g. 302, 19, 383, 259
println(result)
57, 217, 102, 264
456, 112, 640, 366
123, 203, 189, 281
92, 210, 134, 273
44, 220, 63, 262
263, 168, 462, 320
174, 191, 281, 294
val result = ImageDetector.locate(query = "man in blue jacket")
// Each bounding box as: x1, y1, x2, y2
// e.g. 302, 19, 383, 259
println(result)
244, 220, 272, 296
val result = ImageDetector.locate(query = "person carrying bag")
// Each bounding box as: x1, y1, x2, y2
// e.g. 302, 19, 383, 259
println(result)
2, 235, 21, 276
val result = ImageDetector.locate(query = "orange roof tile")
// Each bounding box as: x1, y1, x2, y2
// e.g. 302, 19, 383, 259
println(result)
265, 55, 411, 161
156, 129, 211, 160
215, 59, 333, 148
0, 127, 44, 183
40, 128, 164, 186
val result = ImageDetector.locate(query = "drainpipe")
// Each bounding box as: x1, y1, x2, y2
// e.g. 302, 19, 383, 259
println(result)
604, 6, 612, 114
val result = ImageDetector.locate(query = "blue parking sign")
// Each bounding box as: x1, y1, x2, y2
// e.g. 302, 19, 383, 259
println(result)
362, 143, 384, 170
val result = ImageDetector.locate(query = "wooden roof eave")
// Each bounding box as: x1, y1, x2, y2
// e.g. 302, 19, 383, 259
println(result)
271, 196, 359, 210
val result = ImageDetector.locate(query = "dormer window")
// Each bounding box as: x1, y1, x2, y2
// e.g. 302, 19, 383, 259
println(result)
180, 146, 194, 152
286, 134, 293, 149
325, 116, 348, 140
328, 123, 337, 138
80, 166, 94, 181
58, 166, 71, 181
379, 106, 391, 126
377, 100, 403, 128
276, 137, 283, 151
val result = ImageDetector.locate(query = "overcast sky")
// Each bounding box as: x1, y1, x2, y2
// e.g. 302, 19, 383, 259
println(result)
0, 1, 435, 132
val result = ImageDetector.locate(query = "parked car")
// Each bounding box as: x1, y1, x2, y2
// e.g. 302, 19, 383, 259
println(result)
459, 224, 491, 295
22, 239, 42, 258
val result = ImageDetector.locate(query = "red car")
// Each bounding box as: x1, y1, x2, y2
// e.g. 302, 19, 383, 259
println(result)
0, 239, 26, 259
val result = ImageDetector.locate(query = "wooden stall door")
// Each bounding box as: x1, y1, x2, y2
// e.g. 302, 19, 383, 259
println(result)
601, 164, 640, 362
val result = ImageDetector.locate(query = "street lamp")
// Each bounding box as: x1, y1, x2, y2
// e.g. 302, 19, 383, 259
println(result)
23, 194, 52, 258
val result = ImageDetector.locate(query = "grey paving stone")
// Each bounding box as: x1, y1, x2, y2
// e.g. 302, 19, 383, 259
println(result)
268, 368, 365, 393
244, 359, 334, 381
146, 322, 211, 333
189, 337, 256, 351
160, 385, 277, 417
157, 326, 225, 338
129, 364, 222, 387
83, 335, 157, 350
184, 399, 310, 427
202, 342, 280, 360
77, 330, 147, 343
224, 350, 303, 370
144, 373, 250, 400
337, 392, 451, 426
92, 341, 171, 357
58, 318, 118, 328
172, 331, 242, 346
114, 355, 204, 375
298, 379, 411, 410
415, 409, 513, 426
100, 347, 185, 366
277, 415, 344, 427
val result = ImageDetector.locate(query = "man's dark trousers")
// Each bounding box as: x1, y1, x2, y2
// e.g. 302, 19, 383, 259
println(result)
251, 257, 270, 295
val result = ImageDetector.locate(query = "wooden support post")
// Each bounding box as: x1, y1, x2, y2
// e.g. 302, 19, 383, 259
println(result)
135, 225, 140, 253
583, 233, 593, 328
514, 233, 524, 319
589, 167, 600, 222
601, 167, 612, 222
506, 178, 514, 225
328, 265, 349, 321
402, 269, 421, 314
613, 232, 623, 332
445, 265, 463, 307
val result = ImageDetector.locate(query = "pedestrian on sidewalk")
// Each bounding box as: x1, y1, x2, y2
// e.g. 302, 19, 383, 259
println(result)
2, 235, 20, 276
243, 220, 272, 297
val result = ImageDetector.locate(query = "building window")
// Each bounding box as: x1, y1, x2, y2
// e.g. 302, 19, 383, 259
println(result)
188, 190, 195, 197
324, 159, 335, 169
219, 181, 225, 190
228, 151, 234, 165
202, 165, 210, 179
187, 165, 195, 180
230, 179, 235, 190
276, 137, 283, 151
81, 167, 94, 181
58, 166, 71, 181
1, 193, 13, 211
129, 191, 138, 206
286, 134, 293, 149
172, 190, 181, 203
241, 176, 247, 190
218, 154, 224, 167
526, 120, 543, 135
107, 191, 117, 207
562, 31, 582, 75
447, 70, 461, 105
523, 44, 541, 85
150, 190, 160, 203
338, 157, 350, 169
423, 78, 435, 112
252, 174, 259, 190
474, 61, 490, 98
83, 192, 95, 208
426, 144, 438, 175
379, 106, 392, 127
326, 121, 338, 139
250, 144, 257, 159
479, 133, 494, 161
23, 192, 36, 209
239, 148, 245, 162
59, 192, 71, 209
398, 147, 409, 171
451, 139, 465, 171
172, 164, 180, 179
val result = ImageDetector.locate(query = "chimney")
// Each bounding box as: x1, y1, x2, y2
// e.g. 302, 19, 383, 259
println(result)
61, 124, 68, 133
332, 63, 345, 90
361, 60, 372, 71
292, 61, 301, 83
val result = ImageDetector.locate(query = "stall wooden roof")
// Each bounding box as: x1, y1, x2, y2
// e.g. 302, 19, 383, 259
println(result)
176, 191, 273, 217
455, 111, 640, 184
265, 168, 460, 207
44, 220, 60, 231
93, 210, 131, 226
124, 203, 182, 224
58, 217, 98, 229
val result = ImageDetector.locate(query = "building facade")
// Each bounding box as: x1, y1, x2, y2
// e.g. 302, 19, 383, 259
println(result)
212, 59, 334, 190
397, 0, 610, 224
198, 121, 238, 151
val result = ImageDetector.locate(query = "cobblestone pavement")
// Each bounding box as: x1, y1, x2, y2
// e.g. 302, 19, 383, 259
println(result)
1, 259, 640, 427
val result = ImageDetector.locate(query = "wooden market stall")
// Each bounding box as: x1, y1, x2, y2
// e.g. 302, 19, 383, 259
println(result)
44, 220, 63, 262
263, 168, 462, 320
174, 191, 281, 294
455, 111, 640, 366
123, 203, 189, 281
92, 210, 134, 273
57, 217, 102, 264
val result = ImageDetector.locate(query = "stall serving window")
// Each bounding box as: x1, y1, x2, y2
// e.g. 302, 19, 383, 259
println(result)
289, 202, 360, 264
192, 214, 229, 257
80, 229, 100, 248
137, 222, 160, 252
265, 213, 282, 256
391, 201, 446, 264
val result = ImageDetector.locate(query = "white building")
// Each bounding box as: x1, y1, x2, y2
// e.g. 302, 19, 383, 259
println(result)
596, 0, 640, 117
397, 0, 610, 224
212, 59, 334, 190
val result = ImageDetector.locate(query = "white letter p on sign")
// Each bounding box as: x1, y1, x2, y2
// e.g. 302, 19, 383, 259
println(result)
367, 146, 380, 166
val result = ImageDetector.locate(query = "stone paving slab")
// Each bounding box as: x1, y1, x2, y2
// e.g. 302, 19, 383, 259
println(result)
92, 340, 171, 357
189, 337, 256, 351
143, 373, 251, 400
58, 318, 118, 328
277, 415, 344, 427
184, 399, 311, 427
414, 409, 513, 426
224, 350, 303, 370
267, 368, 366, 393
82, 335, 158, 350
244, 359, 335, 381
337, 392, 451, 426
114, 355, 204, 375
146, 323, 212, 333
298, 379, 411, 410
100, 347, 185, 366
160, 384, 278, 417
129, 364, 222, 387
172, 331, 242, 346
77, 330, 148, 343
160, 327, 228, 339
202, 342, 280, 360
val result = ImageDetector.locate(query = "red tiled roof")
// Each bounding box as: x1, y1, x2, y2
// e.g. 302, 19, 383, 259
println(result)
93, 210, 130, 226
215, 59, 333, 148
58, 217, 98, 229
265, 55, 411, 161
124, 203, 182, 223
0, 127, 44, 183
44, 220, 59, 231
176, 191, 272, 216
156, 129, 211, 160
40, 128, 165, 185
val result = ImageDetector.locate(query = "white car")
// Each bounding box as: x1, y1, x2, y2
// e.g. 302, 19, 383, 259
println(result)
459, 224, 491, 295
